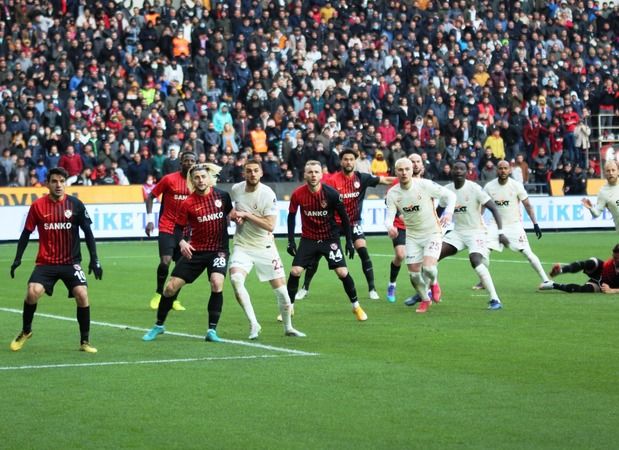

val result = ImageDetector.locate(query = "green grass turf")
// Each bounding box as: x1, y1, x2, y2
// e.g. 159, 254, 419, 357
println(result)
0, 232, 618, 449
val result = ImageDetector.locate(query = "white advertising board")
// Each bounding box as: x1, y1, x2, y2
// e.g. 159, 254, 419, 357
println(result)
0, 196, 614, 241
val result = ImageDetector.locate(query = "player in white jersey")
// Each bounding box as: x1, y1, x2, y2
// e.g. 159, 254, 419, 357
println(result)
484, 160, 552, 290
440, 161, 509, 310
385, 157, 456, 313
582, 160, 619, 232
229, 159, 305, 339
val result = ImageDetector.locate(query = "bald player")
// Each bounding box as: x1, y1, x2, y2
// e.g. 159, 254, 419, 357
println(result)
484, 160, 552, 290
582, 160, 619, 232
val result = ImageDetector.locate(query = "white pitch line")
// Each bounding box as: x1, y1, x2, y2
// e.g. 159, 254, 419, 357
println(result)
0, 307, 318, 357
0, 354, 302, 371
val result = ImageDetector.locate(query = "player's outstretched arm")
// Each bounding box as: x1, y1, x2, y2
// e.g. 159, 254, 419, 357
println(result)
10, 229, 31, 278
485, 200, 509, 247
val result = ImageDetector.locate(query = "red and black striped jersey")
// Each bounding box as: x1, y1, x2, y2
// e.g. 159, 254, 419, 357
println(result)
289, 183, 343, 241
151, 171, 190, 234
324, 170, 380, 225
601, 258, 619, 288
177, 188, 232, 252
24, 194, 91, 265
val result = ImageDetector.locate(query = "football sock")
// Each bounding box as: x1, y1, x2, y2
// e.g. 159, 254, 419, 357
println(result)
230, 272, 258, 326
274, 285, 292, 330
357, 247, 375, 291
208, 291, 223, 329
390, 262, 401, 283
422, 265, 438, 286
302, 264, 318, 290
474, 264, 500, 301
22, 301, 37, 333
409, 271, 430, 301
562, 260, 596, 274
287, 274, 300, 304
553, 283, 595, 293
77, 306, 90, 343
156, 263, 169, 294
522, 248, 549, 282
156, 294, 174, 325
340, 273, 358, 303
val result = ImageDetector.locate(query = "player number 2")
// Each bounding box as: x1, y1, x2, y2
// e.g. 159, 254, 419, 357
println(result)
272, 258, 283, 271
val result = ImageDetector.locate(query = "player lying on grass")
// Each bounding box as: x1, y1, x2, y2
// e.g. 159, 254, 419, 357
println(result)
547, 243, 619, 294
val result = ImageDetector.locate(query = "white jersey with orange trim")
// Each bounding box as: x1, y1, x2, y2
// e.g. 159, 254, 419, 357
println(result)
445, 180, 491, 232
483, 177, 528, 227
385, 178, 455, 240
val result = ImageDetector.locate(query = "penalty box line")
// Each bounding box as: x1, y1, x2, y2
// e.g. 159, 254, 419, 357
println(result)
0, 307, 318, 358
0, 354, 306, 372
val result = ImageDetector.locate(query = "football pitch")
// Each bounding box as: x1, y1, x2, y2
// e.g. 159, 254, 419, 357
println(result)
1, 232, 618, 449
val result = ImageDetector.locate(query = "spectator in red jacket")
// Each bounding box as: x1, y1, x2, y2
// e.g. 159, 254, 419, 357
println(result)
58, 145, 84, 177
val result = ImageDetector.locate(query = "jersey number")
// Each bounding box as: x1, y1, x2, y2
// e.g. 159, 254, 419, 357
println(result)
329, 249, 343, 262
213, 256, 227, 268
272, 258, 283, 271
74, 269, 87, 283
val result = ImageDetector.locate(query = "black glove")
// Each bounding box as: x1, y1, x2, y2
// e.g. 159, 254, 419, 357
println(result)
533, 223, 542, 239
88, 260, 103, 280
10, 260, 20, 279
287, 240, 297, 257
345, 240, 355, 260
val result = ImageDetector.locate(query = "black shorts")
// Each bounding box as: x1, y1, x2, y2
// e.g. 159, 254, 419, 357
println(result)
158, 230, 183, 261
391, 228, 406, 247
292, 237, 347, 270
29, 264, 88, 298
171, 251, 229, 283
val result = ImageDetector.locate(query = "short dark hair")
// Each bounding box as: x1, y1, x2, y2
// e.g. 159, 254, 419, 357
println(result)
47, 167, 68, 181
339, 148, 358, 160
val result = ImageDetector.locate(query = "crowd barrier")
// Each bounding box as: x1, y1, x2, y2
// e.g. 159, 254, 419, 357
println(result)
1, 197, 613, 241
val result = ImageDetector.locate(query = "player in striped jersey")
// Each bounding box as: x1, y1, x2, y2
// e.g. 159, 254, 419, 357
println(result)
294, 149, 394, 301
143, 163, 232, 343
548, 244, 619, 293
9, 167, 101, 353
286, 160, 368, 321
145, 151, 196, 311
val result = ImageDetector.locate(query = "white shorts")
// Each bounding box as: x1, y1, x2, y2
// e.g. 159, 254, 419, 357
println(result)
229, 245, 285, 282
443, 229, 490, 258
405, 233, 442, 264
487, 223, 531, 252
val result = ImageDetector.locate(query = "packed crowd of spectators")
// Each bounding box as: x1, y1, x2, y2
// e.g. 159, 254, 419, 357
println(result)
0, 0, 617, 192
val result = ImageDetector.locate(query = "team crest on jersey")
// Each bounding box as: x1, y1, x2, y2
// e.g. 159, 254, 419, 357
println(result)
64, 209, 73, 219
354, 181, 360, 189
215, 199, 222, 208
330, 243, 338, 250
321, 200, 328, 208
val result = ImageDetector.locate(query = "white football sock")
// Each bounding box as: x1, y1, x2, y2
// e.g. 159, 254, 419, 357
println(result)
274, 285, 292, 331
231, 272, 258, 327
422, 265, 438, 286
409, 271, 430, 301
522, 248, 550, 282
474, 264, 500, 301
